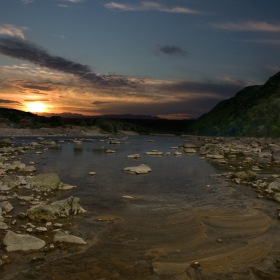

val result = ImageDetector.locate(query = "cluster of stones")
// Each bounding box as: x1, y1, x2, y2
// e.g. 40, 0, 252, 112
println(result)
0, 138, 87, 271
182, 136, 280, 218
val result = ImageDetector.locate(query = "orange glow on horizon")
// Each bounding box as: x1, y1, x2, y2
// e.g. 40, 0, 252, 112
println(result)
25, 102, 47, 113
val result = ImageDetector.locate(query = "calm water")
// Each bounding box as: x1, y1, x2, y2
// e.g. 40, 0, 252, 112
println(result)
3, 135, 280, 279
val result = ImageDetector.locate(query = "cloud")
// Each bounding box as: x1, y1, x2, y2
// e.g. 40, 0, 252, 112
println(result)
0, 99, 21, 104
92, 101, 110, 106
14, 80, 55, 91
242, 39, 280, 45
63, 0, 84, 2
213, 21, 280, 32
21, 0, 34, 4
23, 99, 49, 102
58, 4, 68, 8
0, 24, 26, 39
159, 45, 187, 56
0, 37, 134, 88
105, 1, 201, 14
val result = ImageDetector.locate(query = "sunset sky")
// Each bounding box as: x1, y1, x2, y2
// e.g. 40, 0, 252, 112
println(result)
0, 0, 280, 119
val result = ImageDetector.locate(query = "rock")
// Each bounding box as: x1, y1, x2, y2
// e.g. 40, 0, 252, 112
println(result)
27, 196, 86, 220
0, 222, 8, 230
127, 154, 140, 159
89, 172, 96, 176
267, 179, 280, 192
274, 193, 280, 203
3, 231, 46, 251
109, 140, 120, 144
0, 201, 13, 213
35, 227, 48, 233
28, 173, 61, 190
17, 212, 27, 220
174, 151, 182, 155
184, 148, 196, 153
20, 165, 37, 173
124, 164, 152, 174
145, 151, 163, 156
0, 139, 12, 147
233, 170, 257, 181
181, 140, 204, 148
106, 149, 116, 153
58, 184, 77, 190
53, 231, 86, 245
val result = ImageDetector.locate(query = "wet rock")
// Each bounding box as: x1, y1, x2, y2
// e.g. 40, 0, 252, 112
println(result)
28, 173, 61, 190
26, 196, 86, 220
58, 184, 77, 190
3, 231, 46, 252
124, 164, 152, 174
89, 172, 96, 176
53, 231, 86, 245
174, 151, 182, 156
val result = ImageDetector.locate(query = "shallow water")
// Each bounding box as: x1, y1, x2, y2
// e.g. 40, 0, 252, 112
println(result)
2, 135, 280, 279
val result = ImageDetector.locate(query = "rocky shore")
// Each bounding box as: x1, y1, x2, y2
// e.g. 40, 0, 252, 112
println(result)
0, 134, 280, 279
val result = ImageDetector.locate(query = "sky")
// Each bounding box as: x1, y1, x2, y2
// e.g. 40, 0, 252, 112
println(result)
0, 0, 280, 119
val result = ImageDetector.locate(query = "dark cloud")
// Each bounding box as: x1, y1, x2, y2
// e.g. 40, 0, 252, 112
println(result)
159, 45, 187, 56
0, 99, 21, 104
157, 79, 247, 98
14, 80, 55, 91
92, 101, 110, 106
0, 37, 134, 88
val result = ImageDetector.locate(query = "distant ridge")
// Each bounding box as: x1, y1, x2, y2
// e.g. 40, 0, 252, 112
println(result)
42, 112, 162, 120
191, 71, 280, 137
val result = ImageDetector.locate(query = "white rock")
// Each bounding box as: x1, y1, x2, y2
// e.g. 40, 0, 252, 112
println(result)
124, 164, 152, 174
53, 231, 86, 245
3, 231, 46, 251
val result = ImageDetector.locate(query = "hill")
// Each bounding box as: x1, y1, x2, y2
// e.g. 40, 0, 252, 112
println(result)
190, 71, 280, 137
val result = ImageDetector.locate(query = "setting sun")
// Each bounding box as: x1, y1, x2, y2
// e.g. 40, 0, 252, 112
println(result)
26, 102, 47, 113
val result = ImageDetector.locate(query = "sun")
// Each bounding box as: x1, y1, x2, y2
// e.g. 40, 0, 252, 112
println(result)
26, 102, 47, 113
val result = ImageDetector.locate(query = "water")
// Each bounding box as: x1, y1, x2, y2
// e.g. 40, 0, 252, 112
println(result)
2, 135, 280, 279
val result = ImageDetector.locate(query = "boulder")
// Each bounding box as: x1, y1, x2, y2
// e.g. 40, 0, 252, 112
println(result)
267, 179, 280, 192
28, 173, 61, 190
0, 222, 8, 230
3, 231, 46, 252
124, 164, 152, 174
27, 196, 86, 220
53, 231, 86, 245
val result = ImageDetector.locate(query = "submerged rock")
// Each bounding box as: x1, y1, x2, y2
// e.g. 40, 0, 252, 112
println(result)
26, 196, 86, 220
124, 164, 152, 174
3, 231, 46, 252
53, 231, 86, 245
